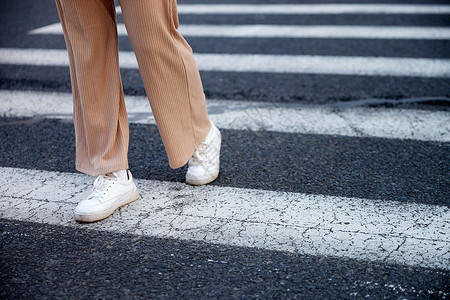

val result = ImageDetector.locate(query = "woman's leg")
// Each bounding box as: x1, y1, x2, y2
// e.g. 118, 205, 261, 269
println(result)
56, 0, 139, 223
119, 0, 211, 169
56, 0, 129, 176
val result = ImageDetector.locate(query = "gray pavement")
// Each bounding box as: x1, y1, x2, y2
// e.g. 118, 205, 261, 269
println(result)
1, 0, 449, 298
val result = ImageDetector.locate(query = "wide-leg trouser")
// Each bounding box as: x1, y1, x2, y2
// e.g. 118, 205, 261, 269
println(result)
55, 0, 211, 176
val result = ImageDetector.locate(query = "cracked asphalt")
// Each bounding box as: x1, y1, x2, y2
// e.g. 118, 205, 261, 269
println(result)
1, 218, 449, 299
1, 119, 448, 205
1, 167, 448, 271
1, 0, 449, 298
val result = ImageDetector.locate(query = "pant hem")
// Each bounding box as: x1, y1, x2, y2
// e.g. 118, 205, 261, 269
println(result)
76, 163, 130, 177
168, 121, 211, 169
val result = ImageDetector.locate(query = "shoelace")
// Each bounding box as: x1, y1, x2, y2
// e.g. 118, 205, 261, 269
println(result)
87, 174, 118, 201
190, 143, 208, 166
191, 140, 218, 165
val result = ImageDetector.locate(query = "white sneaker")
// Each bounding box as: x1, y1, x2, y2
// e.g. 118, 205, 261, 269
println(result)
186, 122, 222, 186
74, 170, 139, 222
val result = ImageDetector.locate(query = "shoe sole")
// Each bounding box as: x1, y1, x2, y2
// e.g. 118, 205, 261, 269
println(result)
186, 171, 220, 186
74, 188, 140, 223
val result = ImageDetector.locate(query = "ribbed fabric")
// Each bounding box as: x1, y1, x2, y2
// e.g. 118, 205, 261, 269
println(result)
55, 0, 211, 175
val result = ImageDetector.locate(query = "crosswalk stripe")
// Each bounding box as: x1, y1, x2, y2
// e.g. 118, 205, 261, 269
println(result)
1, 90, 449, 142
0, 167, 448, 270
2, 2, 449, 292
1, 48, 449, 78
116, 4, 450, 15
28, 23, 450, 40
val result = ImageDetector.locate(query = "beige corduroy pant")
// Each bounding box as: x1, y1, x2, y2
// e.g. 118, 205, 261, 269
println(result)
55, 0, 211, 176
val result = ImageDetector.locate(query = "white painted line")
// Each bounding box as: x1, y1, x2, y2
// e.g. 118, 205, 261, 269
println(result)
1, 48, 449, 78
29, 23, 450, 40
0, 167, 448, 269
1, 90, 449, 142
116, 4, 450, 15
178, 25, 450, 40
28, 23, 63, 35
196, 53, 450, 77
36, 23, 450, 40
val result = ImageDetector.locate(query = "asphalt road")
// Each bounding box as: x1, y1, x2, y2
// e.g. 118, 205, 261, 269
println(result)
1, 0, 449, 299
